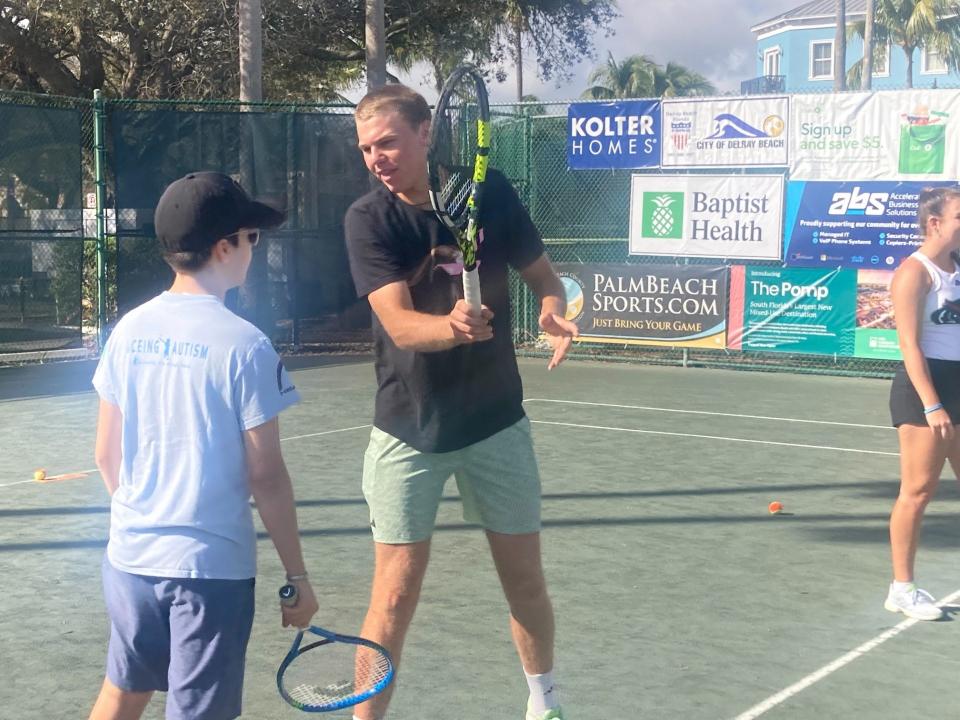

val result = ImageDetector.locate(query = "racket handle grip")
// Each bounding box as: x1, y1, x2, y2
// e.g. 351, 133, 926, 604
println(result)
462, 267, 481, 314
279, 583, 299, 608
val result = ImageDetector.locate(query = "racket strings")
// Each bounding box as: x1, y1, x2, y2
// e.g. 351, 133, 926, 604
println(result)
439, 169, 473, 223
282, 644, 393, 709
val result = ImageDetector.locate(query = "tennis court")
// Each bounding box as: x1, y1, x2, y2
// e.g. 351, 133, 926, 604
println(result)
2, 356, 959, 719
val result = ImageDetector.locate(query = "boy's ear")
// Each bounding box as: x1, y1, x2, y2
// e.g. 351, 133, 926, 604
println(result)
210, 237, 232, 261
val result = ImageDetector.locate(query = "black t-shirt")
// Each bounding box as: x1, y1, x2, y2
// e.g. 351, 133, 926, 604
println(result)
345, 169, 545, 452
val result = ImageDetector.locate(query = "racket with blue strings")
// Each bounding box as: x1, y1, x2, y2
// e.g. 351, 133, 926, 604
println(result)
277, 584, 394, 712
427, 63, 491, 313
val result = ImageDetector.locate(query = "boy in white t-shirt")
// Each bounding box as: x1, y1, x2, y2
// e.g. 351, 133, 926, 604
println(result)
88, 172, 319, 720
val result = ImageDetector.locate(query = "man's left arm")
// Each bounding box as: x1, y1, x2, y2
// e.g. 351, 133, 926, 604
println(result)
519, 254, 579, 370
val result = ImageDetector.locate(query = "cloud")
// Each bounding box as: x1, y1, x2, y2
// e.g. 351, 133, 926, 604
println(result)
380, 0, 806, 104
504, 0, 802, 101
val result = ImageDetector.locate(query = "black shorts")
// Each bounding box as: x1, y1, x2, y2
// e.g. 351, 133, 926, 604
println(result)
889, 358, 960, 427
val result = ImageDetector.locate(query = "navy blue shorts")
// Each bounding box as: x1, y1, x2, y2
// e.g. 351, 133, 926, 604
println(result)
101, 555, 256, 720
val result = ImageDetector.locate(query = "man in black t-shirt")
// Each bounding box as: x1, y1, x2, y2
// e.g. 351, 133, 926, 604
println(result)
344, 84, 577, 720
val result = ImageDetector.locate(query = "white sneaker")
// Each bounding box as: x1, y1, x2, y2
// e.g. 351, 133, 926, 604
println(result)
884, 583, 943, 621
525, 698, 565, 720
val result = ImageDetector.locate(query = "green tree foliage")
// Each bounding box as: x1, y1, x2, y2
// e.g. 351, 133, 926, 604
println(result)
0, 0, 615, 100
0, 1, 238, 98
847, 0, 960, 88
582, 53, 717, 99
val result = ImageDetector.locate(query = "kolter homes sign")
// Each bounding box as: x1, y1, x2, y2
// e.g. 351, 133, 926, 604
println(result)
567, 100, 661, 169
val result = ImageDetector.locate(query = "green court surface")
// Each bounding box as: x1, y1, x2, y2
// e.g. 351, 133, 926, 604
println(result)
2, 357, 960, 719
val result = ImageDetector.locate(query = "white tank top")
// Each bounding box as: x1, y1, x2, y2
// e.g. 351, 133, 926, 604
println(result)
909, 251, 960, 360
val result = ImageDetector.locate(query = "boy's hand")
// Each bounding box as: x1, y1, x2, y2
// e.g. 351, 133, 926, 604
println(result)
281, 579, 319, 629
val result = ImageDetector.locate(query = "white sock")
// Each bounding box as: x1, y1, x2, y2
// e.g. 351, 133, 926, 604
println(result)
524, 669, 560, 714
893, 580, 916, 594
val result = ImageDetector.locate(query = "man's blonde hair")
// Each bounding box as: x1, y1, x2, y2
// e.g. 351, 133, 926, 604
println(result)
355, 84, 431, 129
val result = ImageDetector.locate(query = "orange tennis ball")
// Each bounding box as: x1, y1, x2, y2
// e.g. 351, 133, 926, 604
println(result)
33, 469, 46, 482
768, 501, 784, 515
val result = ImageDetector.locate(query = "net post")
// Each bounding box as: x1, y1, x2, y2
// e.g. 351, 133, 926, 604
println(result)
93, 89, 108, 351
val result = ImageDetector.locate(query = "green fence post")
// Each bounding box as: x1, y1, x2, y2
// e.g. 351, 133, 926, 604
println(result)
93, 89, 107, 350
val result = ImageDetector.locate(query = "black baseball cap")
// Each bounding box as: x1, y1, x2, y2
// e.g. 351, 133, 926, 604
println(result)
154, 171, 285, 253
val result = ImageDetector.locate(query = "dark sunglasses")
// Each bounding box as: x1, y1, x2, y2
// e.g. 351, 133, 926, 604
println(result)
226, 229, 261, 247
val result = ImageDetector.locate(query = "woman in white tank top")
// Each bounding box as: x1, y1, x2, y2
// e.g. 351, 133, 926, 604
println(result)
885, 186, 960, 621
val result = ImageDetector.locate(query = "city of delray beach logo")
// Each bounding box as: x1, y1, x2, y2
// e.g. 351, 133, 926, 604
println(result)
706, 112, 784, 140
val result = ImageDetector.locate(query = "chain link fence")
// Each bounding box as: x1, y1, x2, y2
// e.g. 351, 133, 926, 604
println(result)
5, 84, 959, 376
0, 91, 90, 359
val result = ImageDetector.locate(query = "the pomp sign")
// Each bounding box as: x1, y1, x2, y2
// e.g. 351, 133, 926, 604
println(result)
567, 100, 661, 169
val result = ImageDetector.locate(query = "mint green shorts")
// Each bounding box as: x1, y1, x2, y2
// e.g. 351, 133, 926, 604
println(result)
361, 417, 542, 543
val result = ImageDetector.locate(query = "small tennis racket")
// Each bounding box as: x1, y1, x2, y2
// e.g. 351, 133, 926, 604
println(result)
277, 584, 395, 712
427, 63, 491, 313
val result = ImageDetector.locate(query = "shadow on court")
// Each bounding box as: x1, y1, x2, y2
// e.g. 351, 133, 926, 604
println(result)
3, 358, 960, 719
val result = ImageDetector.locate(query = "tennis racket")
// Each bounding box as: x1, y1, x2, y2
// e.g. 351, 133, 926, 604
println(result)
427, 63, 491, 314
277, 584, 395, 712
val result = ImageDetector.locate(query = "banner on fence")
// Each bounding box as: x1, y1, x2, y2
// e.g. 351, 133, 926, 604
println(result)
853, 269, 900, 360
628, 174, 783, 259
791, 90, 960, 180
556, 263, 728, 348
784, 180, 958, 268
661, 96, 788, 167
566, 100, 661, 169
728, 266, 857, 355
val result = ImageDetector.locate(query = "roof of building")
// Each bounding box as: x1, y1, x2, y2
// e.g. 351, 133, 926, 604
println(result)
752, 0, 867, 34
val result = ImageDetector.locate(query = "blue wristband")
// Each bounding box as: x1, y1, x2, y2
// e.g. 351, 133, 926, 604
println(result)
923, 402, 944, 415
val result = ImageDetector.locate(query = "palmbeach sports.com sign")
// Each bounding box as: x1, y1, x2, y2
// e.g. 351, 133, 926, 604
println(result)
661, 96, 789, 168
566, 100, 661, 169
628, 174, 784, 260
556, 263, 728, 348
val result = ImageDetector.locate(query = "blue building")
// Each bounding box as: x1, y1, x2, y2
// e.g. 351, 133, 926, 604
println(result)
743, 0, 960, 94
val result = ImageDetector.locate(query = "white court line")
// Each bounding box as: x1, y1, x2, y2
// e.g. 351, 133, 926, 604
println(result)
0, 425, 372, 489
280, 424, 371, 443
530, 420, 898, 456
525, 398, 891, 430
730, 589, 960, 720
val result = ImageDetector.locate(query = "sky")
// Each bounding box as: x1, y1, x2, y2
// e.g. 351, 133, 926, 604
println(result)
391, 0, 806, 104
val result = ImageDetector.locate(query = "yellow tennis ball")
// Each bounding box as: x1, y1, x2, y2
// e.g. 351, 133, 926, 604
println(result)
33, 469, 47, 482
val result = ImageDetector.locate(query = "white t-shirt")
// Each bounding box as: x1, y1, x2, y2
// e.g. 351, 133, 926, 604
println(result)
910, 251, 960, 361
92, 292, 300, 579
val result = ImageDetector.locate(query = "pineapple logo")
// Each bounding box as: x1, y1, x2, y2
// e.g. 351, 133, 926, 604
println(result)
642, 192, 684, 239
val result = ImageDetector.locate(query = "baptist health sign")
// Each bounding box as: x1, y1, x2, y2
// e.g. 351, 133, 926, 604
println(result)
629, 174, 784, 260
567, 100, 661, 169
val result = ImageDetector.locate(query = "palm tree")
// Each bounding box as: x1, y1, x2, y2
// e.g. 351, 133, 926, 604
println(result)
863, 0, 875, 89
365, 0, 387, 90
835, 0, 847, 91
238, 0, 262, 101
582, 53, 715, 99
582, 52, 656, 99
848, 0, 960, 89
654, 62, 716, 97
